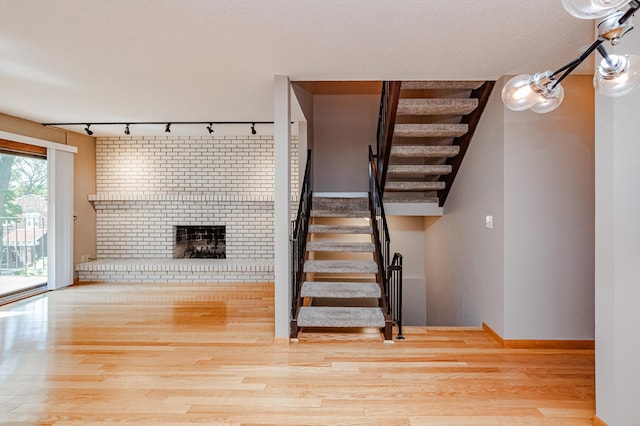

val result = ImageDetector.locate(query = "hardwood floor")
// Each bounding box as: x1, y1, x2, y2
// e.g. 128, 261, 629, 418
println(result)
0, 282, 595, 425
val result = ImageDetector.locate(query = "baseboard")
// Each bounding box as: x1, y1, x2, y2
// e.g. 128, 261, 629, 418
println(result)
482, 322, 594, 349
593, 415, 608, 426
482, 322, 504, 346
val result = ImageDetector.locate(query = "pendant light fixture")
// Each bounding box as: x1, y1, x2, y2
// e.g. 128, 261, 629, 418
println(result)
562, 0, 632, 19
503, 0, 640, 113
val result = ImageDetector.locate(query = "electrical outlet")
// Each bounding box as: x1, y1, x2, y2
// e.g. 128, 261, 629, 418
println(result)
485, 215, 494, 229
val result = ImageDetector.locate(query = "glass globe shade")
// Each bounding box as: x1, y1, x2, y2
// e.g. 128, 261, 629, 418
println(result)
594, 54, 640, 97
502, 74, 538, 111
562, 0, 631, 19
531, 85, 565, 113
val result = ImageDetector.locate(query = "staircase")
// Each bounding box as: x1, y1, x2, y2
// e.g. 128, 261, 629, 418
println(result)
292, 196, 390, 338
378, 80, 495, 206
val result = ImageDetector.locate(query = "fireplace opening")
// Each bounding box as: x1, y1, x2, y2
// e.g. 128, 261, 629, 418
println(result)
174, 225, 226, 259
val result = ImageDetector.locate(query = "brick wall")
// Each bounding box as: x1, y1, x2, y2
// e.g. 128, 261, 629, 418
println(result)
92, 135, 298, 261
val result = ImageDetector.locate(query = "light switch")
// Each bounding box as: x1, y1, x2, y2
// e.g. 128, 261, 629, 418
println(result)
485, 215, 494, 229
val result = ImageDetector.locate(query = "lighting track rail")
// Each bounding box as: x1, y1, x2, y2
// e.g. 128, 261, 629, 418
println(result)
42, 121, 277, 136
502, 0, 640, 113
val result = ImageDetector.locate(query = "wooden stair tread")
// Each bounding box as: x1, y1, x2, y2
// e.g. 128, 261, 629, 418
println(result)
301, 281, 381, 299
394, 123, 468, 138
308, 224, 372, 234
385, 181, 445, 191
401, 81, 485, 90
397, 98, 478, 116
391, 145, 460, 158
304, 260, 378, 274
387, 164, 452, 175
297, 306, 385, 328
306, 241, 375, 252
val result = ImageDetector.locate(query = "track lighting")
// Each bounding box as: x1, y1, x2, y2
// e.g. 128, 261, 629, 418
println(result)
503, 0, 640, 113
42, 121, 281, 135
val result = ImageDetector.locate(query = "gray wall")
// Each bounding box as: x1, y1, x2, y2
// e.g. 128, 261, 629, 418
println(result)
423, 79, 506, 333
424, 76, 594, 341
388, 216, 427, 326
313, 95, 379, 192
503, 76, 594, 340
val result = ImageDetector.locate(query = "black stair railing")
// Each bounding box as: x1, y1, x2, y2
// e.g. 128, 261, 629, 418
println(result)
375, 81, 401, 192
388, 253, 404, 339
289, 149, 312, 338
368, 145, 404, 340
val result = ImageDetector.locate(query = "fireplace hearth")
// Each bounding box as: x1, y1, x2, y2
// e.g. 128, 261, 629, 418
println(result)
174, 225, 226, 259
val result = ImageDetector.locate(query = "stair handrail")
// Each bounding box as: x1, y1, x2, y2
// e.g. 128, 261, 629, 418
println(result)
368, 145, 403, 340
290, 149, 312, 335
375, 81, 401, 192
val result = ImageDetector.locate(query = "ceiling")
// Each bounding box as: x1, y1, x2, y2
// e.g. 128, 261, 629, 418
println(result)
0, 1, 594, 136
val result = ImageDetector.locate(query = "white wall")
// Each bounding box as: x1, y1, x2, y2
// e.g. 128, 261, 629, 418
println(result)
423, 80, 506, 333
424, 76, 594, 341
503, 76, 595, 340
594, 30, 640, 423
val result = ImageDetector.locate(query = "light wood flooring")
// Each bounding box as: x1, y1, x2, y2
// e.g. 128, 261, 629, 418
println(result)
0, 282, 595, 425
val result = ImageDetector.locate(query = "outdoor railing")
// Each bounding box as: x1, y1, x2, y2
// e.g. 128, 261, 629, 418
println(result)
0, 216, 48, 275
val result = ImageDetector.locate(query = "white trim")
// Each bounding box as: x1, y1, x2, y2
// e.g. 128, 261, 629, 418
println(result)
385, 203, 443, 217
0, 130, 78, 153
313, 192, 368, 198
273, 75, 292, 339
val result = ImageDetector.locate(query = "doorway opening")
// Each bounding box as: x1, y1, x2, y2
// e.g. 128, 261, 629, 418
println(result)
0, 140, 48, 305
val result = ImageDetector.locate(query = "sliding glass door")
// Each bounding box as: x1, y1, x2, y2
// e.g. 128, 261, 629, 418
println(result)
0, 150, 48, 301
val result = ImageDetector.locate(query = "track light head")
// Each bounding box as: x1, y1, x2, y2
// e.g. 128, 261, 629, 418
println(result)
124, 124, 130, 135
251, 123, 257, 135
84, 124, 93, 136
165, 123, 171, 133
206, 123, 214, 134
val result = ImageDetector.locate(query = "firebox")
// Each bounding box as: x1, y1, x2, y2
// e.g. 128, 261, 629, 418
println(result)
174, 225, 226, 259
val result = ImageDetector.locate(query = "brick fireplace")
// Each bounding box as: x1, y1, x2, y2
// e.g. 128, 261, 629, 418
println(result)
76, 134, 298, 283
